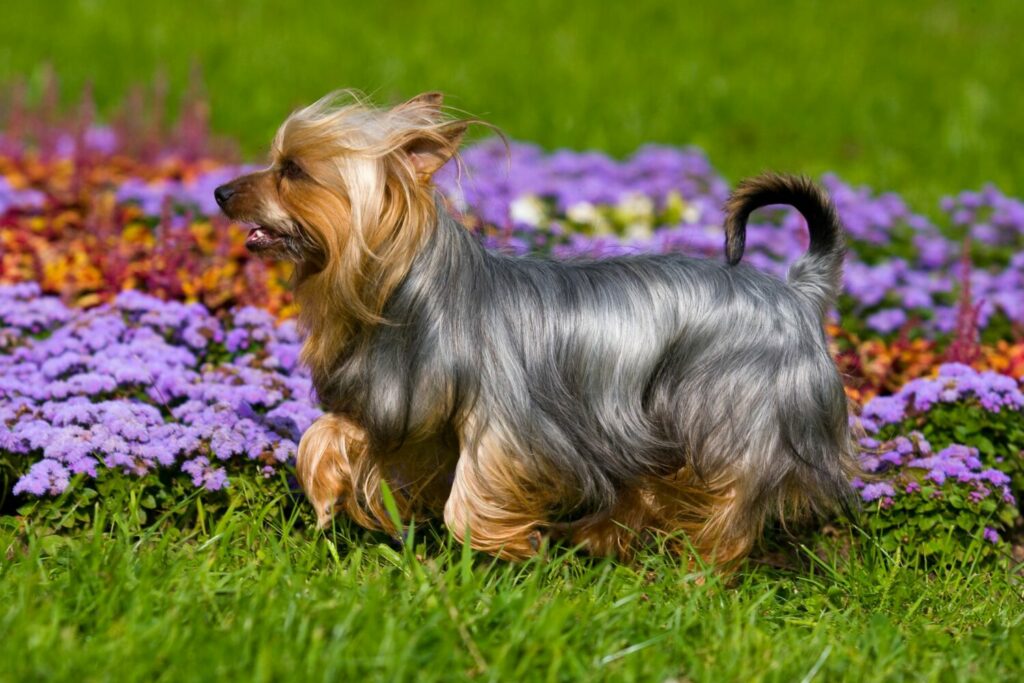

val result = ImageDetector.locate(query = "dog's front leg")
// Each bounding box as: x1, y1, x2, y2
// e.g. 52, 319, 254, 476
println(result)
296, 413, 364, 528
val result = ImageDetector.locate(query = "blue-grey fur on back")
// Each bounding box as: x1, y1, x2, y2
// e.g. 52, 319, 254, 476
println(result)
316, 173, 857, 528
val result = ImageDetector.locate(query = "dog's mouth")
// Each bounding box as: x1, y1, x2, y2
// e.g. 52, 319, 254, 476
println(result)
245, 224, 286, 252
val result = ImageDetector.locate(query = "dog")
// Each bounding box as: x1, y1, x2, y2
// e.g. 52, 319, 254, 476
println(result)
214, 91, 858, 566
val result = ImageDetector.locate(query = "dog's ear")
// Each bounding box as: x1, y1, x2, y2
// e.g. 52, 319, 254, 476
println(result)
404, 120, 468, 179
398, 91, 444, 114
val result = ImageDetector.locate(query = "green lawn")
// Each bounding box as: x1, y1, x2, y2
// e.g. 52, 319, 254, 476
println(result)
2, 482, 1022, 682
1, 0, 1023, 208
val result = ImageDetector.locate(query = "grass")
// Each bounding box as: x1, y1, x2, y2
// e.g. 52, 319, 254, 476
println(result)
1, 1, 1023, 209
2, 479, 1022, 682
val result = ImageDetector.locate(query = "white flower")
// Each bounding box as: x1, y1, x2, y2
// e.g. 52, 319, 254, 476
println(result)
567, 201, 612, 235
567, 201, 599, 224
616, 192, 654, 223
509, 194, 546, 226
624, 222, 652, 240
682, 203, 701, 224
664, 191, 701, 225
445, 186, 468, 212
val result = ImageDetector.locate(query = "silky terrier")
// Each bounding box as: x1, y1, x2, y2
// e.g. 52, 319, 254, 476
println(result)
215, 91, 858, 566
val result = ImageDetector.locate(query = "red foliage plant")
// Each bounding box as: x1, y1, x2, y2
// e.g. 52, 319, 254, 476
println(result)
943, 238, 983, 365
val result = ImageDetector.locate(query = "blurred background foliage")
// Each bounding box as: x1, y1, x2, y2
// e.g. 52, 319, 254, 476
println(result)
1, 0, 1021, 208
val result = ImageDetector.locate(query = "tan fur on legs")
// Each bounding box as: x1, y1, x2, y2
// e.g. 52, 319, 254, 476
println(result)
296, 414, 362, 528
570, 467, 768, 568
567, 488, 654, 559
298, 415, 459, 533
444, 429, 562, 561
348, 434, 459, 533
300, 411, 789, 569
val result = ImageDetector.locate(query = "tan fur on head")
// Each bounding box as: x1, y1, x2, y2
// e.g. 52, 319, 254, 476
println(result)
217, 90, 476, 384
277, 91, 471, 381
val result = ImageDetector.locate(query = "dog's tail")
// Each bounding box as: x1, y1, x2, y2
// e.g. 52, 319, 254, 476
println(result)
723, 173, 846, 316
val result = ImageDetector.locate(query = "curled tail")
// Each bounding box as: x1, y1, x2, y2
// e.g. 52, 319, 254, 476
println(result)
723, 173, 846, 316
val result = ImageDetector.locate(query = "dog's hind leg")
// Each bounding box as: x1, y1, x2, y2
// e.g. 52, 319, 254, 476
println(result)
568, 470, 758, 567
567, 487, 654, 560
684, 482, 760, 568
443, 428, 562, 561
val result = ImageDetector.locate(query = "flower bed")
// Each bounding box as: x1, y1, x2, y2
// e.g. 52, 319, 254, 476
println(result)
3, 281, 1022, 557
1, 283, 318, 500
854, 364, 1023, 559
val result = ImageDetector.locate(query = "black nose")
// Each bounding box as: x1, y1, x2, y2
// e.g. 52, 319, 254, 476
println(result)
214, 184, 235, 209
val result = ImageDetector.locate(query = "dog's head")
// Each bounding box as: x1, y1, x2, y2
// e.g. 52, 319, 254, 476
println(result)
214, 91, 468, 284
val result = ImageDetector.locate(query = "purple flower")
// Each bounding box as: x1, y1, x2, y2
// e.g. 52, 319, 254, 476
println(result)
181, 457, 229, 491
13, 459, 71, 496
861, 482, 896, 502
866, 309, 907, 334
861, 396, 905, 426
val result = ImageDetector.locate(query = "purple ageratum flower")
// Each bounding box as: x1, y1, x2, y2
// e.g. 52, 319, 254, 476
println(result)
181, 457, 229, 491
893, 436, 915, 455
860, 364, 1024, 433
982, 527, 1001, 544
900, 378, 945, 412
861, 395, 906, 427
861, 482, 896, 502
865, 308, 907, 334
265, 341, 302, 372
13, 459, 71, 496
896, 286, 934, 310
272, 440, 297, 462
843, 261, 904, 308
944, 186, 1024, 247
0, 176, 46, 213
968, 487, 990, 503
181, 316, 224, 350
224, 328, 250, 353
857, 423, 1018, 519
232, 306, 275, 330
878, 450, 903, 467
980, 469, 1011, 486
84, 126, 119, 155
861, 455, 881, 473
0, 293, 73, 333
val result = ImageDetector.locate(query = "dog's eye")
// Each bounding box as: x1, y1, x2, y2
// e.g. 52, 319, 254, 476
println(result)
280, 160, 306, 180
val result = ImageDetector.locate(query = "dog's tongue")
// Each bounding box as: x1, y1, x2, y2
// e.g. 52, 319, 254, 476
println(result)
246, 227, 275, 250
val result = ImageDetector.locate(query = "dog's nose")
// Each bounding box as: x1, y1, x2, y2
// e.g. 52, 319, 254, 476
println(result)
214, 184, 235, 209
